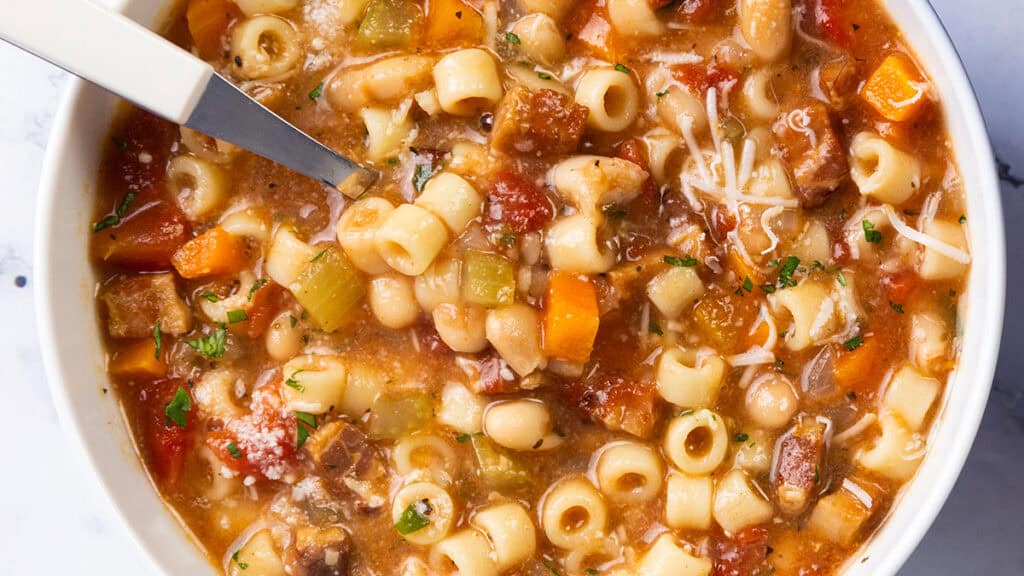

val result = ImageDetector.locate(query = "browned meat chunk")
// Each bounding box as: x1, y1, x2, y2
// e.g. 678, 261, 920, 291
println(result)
490, 86, 588, 157
774, 419, 827, 515
306, 421, 387, 513
818, 53, 860, 109
102, 273, 191, 338
773, 102, 849, 208
293, 526, 351, 576
560, 372, 660, 438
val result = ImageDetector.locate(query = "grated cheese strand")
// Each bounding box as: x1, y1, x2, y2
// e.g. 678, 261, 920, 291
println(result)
882, 205, 971, 264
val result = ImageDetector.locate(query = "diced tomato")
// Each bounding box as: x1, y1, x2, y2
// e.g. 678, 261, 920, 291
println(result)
485, 170, 555, 235
93, 200, 192, 270
243, 282, 283, 339
671, 64, 740, 95
141, 379, 192, 486
881, 270, 918, 303
207, 385, 298, 480
808, 0, 852, 47
711, 527, 772, 576
560, 371, 659, 438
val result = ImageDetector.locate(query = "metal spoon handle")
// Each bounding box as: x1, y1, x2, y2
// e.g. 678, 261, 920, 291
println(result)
2, 0, 374, 194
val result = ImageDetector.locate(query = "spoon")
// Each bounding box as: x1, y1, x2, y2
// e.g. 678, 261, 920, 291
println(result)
3, 0, 376, 197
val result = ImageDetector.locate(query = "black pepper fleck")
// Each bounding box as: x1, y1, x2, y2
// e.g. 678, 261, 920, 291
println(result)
234, 55, 242, 66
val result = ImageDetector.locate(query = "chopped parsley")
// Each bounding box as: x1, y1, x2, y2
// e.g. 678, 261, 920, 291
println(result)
890, 301, 905, 314
862, 220, 882, 243
308, 82, 324, 101
505, 31, 521, 45
759, 283, 777, 294
164, 386, 191, 429
614, 63, 630, 73
734, 432, 750, 443
289, 314, 298, 328
226, 442, 243, 459
111, 135, 128, 151
394, 499, 432, 535
226, 309, 249, 324
413, 162, 436, 192
310, 249, 328, 263
959, 214, 967, 224
455, 433, 471, 443
295, 411, 318, 449
543, 559, 564, 576
92, 191, 137, 232
777, 255, 800, 287
232, 550, 248, 570
186, 327, 227, 359
285, 370, 306, 392
152, 320, 162, 361
247, 278, 269, 301
655, 89, 669, 98
836, 271, 848, 287
538, 72, 553, 80
843, 335, 864, 351
649, 322, 664, 336
664, 255, 698, 268
200, 291, 219, 302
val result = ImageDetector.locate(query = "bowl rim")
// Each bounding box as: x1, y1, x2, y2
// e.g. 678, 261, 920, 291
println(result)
33, 1, 1006, 575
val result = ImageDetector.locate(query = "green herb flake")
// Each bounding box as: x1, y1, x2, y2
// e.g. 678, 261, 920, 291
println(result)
227, 442, 243, 459
664, 255, 698, 268
289, 314, 298, 328
164, 386, 191, 429
538, 72, 553, 80
649, 322, 664, 336
505, 31, 521, 45
308, 82, 324, 101
814, 464, 821, 484
186, 327, 227, 359
614, 63, 630, 73
778, 255, 800, 287
413, 162, 436, 192
285, 370, 306, 393
387, 157, 399, 166
295, 411, 318, 449
111, 135, 128, 151
759, 283, 777, 294
862, 220, 882, 244
232, 550, 248, 570
92, 191, 137, 232
836, 271, 848, 287
455, 433, 471, 443
890, 301, 905, 314
310, 249, 328, 263
959, 214, 967, 224
543, 559, 564, 576
734, 432, 750, 443
152, 320, 162, 361
655, 89, 669, 98
201, 291, 220, 302
247, 278, 269, 301
226, 309, 249, 324
843, 335, 864, 351
394, 499, 432, 535
743, 276, 754, 292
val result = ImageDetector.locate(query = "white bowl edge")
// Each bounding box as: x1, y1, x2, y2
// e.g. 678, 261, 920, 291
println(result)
32, 1, 1006, 575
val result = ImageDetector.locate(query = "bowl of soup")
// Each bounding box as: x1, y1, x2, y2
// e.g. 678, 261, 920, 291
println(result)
35, 0, 1004, 574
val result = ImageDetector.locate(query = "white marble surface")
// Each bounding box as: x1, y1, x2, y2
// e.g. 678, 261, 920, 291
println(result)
1, 1, 1022, 573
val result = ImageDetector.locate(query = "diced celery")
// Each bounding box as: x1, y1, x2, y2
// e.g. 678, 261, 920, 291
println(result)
355, 0, 421, 51
461, 250, 515, 307
470, 434, 531, 489
294, 246, 365, 332
368, 393, 433, 439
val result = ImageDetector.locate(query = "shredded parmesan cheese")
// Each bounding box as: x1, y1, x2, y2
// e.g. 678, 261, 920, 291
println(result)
759, 205, 785, 255
833, 413, 878, 445
882, 205, 971, 264
727, 346, 776, 366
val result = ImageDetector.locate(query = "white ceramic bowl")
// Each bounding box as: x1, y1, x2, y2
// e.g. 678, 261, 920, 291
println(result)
35, 1, 1005, 574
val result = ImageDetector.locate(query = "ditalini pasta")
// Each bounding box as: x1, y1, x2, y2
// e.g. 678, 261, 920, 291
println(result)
90, 0, 970, 573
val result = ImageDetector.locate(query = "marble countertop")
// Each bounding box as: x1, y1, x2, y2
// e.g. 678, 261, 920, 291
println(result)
1, 1, 1021, 573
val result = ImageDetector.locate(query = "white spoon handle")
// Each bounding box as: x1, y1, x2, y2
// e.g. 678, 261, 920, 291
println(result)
3, 0, 211, 123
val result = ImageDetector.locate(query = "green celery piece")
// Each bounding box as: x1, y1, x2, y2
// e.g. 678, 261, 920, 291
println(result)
293, 246, 365, 332
355, 0, 420, 50
368, 393, 433, 439
461, 250, 515, 308
470, 434, 531, 489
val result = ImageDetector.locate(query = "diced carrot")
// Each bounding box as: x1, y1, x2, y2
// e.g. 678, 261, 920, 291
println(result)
542, 273, 600, 363
424, 0, 484, 47
746, 321, 771, 349
565, 0, 618, 61
833, 337, 880, 390
171, 227, 246, 279
186, 0, 241, 59
728, 248, 756, 283
860, 54, 930, 122
109, 338, 168, 380
93, 200, 192, 270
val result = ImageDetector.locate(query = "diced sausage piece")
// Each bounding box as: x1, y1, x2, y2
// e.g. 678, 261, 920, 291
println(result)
293, 526, 351, 576
772, 102, 850, 208
774, 419, 827, 515
103, 272, 191, 338
818, 53, 860, 109
490, 86, 588, 157
484, 170, 555, 234
560, 372, 659, 438
306, 421, 388, 512
710, 527, 772, 576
